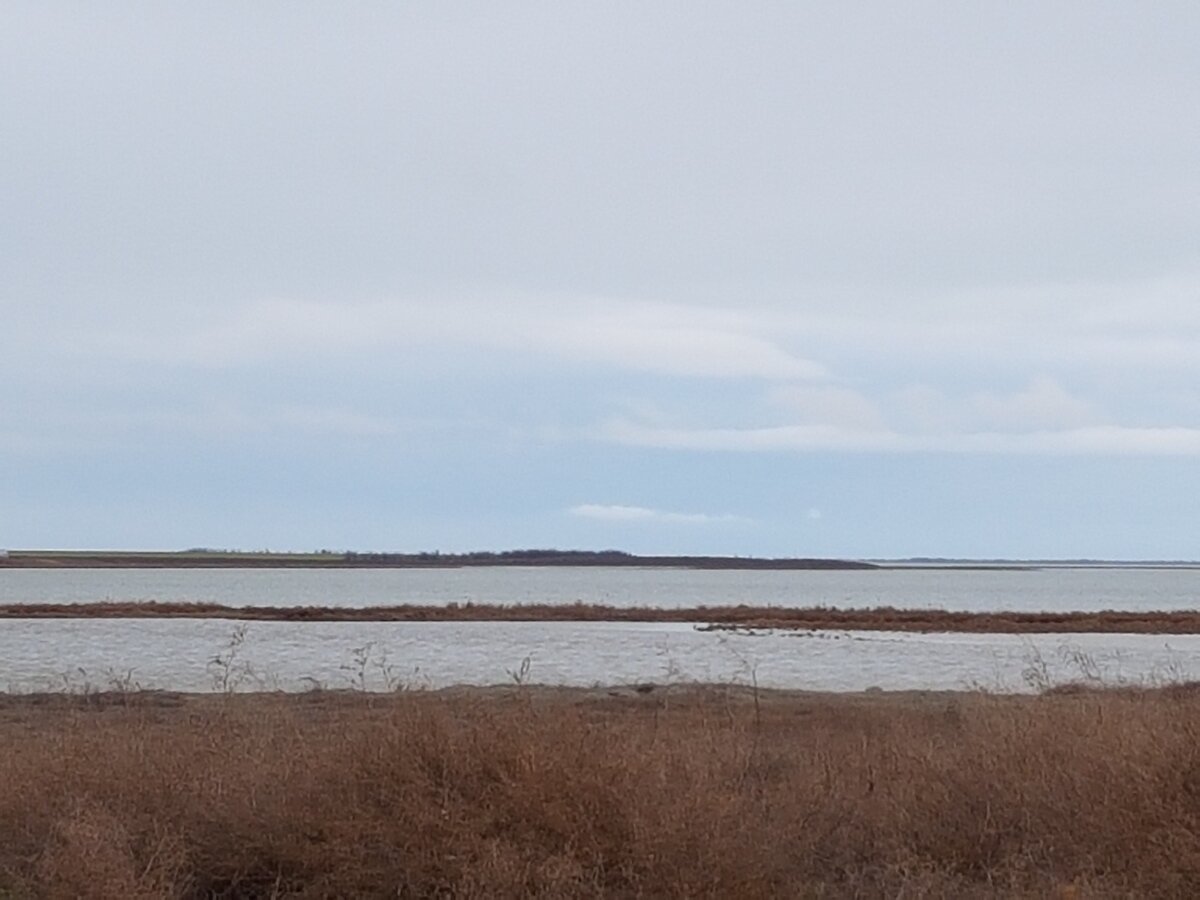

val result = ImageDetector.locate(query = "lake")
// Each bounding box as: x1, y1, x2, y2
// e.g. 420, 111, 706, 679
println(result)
2, 566, 1199, 693
4, 564, 1200, 611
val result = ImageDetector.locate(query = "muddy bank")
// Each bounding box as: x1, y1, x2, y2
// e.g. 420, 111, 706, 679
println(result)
5, 600, 1200, 632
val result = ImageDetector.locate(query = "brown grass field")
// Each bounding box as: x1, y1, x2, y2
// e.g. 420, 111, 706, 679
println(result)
6, 600, 1200, 633
3, 683, 1200, 897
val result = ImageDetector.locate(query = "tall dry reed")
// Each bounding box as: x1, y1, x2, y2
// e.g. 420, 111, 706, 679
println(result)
1, 684, 1199, 897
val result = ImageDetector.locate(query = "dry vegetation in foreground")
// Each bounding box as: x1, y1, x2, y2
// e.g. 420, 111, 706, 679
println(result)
3, 685, 1200, 897
7, 601, 1200, 633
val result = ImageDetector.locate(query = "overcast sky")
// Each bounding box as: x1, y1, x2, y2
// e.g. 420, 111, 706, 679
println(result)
3, 2, 1199, 557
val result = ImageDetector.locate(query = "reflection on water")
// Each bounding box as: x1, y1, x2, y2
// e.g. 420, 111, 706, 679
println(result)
1, 619, 1196, 694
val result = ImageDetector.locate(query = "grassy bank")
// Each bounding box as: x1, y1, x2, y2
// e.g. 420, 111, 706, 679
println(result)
6, 600, 1200, 632
3, 685, 1200, 896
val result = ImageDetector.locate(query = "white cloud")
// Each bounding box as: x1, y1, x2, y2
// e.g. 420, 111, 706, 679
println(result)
599, 420, 1200, 456
552, 309, 824, 379
885, 377, 1101, 435
968, 376, 1097, 431
89, 295, 827, 382
569, 504, 747, 525
758, 273, 1200, 375
766, 384, 887, 430
598, 420, 900, 452
887, 384, 959, 433
4, 402, 403, 446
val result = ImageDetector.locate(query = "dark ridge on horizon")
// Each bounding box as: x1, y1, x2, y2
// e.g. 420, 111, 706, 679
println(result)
0, 548, 877, 570
5, 549, 1198, 569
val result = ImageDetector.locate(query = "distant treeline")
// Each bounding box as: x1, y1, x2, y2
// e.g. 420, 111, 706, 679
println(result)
0, 549, 877, 570
341, 549, 877, 570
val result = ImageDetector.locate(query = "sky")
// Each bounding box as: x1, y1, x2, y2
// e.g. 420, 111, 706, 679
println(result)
2, 2, 1199, 558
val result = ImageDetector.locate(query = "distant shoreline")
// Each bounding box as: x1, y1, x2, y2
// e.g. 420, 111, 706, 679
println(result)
0, 550, 877, 570
4, 550, 1198, 570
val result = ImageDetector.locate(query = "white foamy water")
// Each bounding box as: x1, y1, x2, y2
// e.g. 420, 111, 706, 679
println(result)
2, 566, 1198, 693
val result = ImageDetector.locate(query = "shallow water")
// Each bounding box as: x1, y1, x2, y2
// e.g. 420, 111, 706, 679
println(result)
3, 566, 1198, 693
2, 618, 1197, 695
3, 564, 1200, 612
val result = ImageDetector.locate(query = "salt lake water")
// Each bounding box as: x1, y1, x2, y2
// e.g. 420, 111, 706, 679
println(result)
4, 564, 1200, 611
2, 566, 1199, 693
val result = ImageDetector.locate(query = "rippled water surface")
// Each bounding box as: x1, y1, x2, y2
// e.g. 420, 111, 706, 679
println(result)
2, 566, 1199, 692
4, 565, 1200, 611
2, 619, 1198, 695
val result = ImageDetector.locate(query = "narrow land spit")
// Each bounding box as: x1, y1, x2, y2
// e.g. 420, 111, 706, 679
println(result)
7, 601, 1200, 632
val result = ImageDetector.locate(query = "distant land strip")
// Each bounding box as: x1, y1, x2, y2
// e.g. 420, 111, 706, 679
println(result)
0, 550, 877, 570
5, 602, 1200, 633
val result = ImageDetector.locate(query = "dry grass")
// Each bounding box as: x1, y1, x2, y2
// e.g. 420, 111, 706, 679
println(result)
6, 601, 1200, 633
2, 684, 1200, 897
